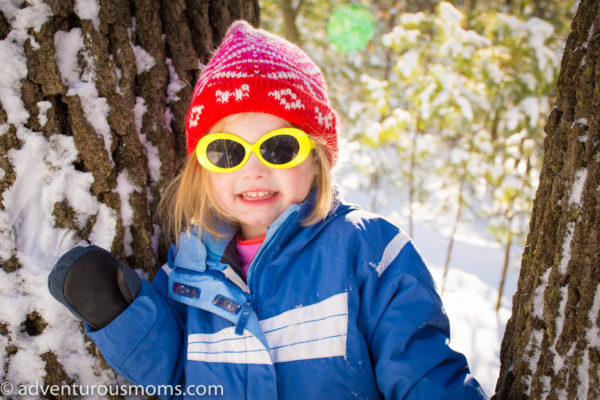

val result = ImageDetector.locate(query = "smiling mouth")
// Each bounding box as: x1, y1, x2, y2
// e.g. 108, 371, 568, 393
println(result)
239, 191, 277, 200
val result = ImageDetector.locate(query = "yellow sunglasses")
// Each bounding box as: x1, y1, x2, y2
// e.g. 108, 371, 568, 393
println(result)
195, 127, 315, 173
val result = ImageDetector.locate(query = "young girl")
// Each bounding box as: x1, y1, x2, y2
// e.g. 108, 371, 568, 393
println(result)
49, 21, 487, 400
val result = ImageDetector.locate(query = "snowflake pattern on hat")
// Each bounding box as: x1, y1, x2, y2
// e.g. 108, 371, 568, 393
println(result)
215, 84, 250, 103
188, 105, 204, 128
268, 89, 305, 110
315, 107, 333, 129
186, 20, 338, 167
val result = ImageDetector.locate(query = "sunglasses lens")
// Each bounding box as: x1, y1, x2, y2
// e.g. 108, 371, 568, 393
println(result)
260, 135, 300, 165
206, 139, 246, 168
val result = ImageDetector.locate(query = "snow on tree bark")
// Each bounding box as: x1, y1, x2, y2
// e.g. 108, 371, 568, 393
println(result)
494, 0, 600, 399
0, 0, 258, 394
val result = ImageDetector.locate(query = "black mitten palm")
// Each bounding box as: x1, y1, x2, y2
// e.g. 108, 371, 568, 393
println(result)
48, 246, 142, 330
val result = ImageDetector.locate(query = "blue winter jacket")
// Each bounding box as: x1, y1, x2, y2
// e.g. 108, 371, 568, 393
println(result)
86, 192, 487, 399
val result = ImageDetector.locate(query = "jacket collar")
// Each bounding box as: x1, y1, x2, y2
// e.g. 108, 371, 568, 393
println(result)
173, 187, 352, 272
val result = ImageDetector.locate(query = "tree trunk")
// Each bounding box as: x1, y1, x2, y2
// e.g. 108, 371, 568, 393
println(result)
441, 177, 464, 296
404, 0, 436, 13
496, 229, 513, 312
0, 0, 258, 394
280, 0, 302, 45
407, 130, 418, 238
494, 0, 600, 398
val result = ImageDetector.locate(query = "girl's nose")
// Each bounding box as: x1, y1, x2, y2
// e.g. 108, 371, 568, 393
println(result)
240, 151, 269, 179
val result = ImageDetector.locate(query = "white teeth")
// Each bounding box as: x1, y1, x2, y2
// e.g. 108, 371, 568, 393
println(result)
242, 191, 274, 199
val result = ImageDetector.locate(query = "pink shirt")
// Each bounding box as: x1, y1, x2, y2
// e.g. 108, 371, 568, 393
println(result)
235, 235, 265, 279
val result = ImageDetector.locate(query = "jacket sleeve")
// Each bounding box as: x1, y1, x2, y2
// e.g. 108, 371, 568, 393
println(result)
85, 268, 186, 396
356, 233, 488, 400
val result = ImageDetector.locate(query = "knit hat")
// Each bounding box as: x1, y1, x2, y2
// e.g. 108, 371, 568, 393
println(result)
185, 20, 339, 167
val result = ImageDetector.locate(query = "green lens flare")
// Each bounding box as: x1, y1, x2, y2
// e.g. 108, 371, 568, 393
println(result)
327, 4, 375, 54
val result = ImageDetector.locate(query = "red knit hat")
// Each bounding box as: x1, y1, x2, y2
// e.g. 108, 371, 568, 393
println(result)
185, 20, 339, 167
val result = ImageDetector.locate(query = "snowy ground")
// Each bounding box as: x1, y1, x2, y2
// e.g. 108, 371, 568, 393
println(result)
341, 184, 520, 397
411, 215, 516, 396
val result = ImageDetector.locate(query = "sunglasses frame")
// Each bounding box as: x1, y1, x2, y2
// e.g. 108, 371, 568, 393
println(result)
195, 127, 315, 173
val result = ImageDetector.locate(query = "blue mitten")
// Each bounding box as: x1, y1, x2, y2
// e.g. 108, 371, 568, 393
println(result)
48, 246, 142, 330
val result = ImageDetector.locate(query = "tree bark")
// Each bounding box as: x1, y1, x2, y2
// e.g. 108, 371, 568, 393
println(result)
0, 0, 258, 394
494, 0, 600, 398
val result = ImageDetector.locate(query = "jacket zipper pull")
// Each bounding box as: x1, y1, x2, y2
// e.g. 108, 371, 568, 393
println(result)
235, 294, 255, 336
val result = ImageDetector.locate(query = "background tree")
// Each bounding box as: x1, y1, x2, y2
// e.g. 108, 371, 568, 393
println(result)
494, 0, 600, 398
0, 0, 258, 394
356, 3, 561, 295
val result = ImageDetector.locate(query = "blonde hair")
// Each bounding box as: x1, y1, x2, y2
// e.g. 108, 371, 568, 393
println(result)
158, 126, 334, 243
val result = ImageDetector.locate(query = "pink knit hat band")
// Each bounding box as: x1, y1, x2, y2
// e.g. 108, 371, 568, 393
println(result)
185, 20, 339, 167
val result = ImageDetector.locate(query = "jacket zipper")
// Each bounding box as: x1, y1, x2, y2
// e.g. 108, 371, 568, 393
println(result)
246, 215, 295, 313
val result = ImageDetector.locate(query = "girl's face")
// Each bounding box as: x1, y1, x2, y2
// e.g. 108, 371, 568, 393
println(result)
209, 113, 319, 239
